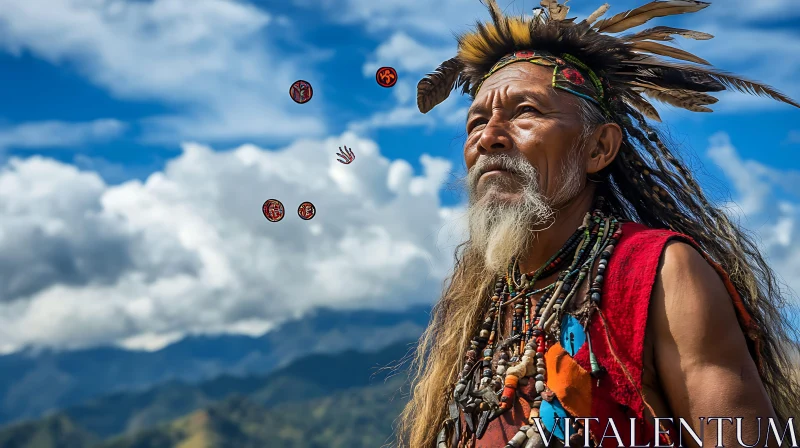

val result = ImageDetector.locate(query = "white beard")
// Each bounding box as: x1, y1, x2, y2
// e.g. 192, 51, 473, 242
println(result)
465, 150, 585, 274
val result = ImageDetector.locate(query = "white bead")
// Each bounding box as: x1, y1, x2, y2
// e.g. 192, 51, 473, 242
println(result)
535, 380, 545, 393
508, 430, 528, 447
524, 428, 544, 448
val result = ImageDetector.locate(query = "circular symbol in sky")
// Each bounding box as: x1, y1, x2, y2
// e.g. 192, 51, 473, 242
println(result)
290, 80, 313, 104
297, 201, 316, 220
263, 199, 285, 222
376, 67, 398, 88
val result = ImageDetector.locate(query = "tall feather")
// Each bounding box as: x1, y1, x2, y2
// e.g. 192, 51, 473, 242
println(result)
645, 90, 715, 112
621, 91, 662, 121
484, 0, 508, 31
624, 26, 713, 42
618, 65, 726, 92
633, 59, 800, 108
417, 58, 465, 114
627, 80, 719, 104
627, 81, 718, 111
629, 41, 711, 65
584, 3, 611, 25
594, 1, 710, 33
540, 0, 570, 21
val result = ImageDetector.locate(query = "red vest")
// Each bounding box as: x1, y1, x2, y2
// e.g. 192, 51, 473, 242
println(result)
473, 222, 760, 447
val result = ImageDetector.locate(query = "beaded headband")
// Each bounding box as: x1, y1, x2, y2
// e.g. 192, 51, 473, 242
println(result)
475, 50, 610, 115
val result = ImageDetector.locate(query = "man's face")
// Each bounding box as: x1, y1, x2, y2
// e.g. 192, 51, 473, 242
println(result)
464, 62, 588, 207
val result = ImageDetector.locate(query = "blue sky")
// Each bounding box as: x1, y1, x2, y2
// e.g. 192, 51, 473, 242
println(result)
0, 0, 798, 351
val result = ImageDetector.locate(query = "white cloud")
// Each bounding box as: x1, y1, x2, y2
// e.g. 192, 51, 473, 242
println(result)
0, 133, 464, 351
0, 119, 126, 150
0, 0, 325, 142
299, 0, 481, 37
347, 98, 468, 132
362, 32, 454, 76
707, 133, 800, 297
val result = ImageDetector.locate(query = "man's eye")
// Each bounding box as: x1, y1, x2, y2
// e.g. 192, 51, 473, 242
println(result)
519, 106, 539, 114
468, 120, 487, 132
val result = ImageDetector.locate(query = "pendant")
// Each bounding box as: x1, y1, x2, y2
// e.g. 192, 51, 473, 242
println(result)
464, 411, 475, 433
475, 410, 491, 439
449, 400, 461, 445
436, 426, 448, 448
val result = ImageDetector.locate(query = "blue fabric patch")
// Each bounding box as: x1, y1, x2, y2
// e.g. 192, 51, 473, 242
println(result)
540, 397, 572, 440
559, 315, 586, 357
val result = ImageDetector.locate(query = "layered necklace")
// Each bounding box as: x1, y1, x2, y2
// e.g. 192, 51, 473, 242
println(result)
439, 198, 622, 448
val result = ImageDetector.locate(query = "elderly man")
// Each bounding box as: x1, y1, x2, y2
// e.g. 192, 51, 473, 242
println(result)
396, 1, 800, 447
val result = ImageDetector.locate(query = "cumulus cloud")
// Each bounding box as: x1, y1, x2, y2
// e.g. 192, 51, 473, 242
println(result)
362, 32, 454, 76
347, 96, 468, 132
0, 120, 126, 150
0, 134, 465, 352
707, 133, 800, 297
1, 130, 796, 352
0, 0, 325, 142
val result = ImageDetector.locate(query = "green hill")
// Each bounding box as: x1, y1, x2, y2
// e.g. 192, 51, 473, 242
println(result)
101, 379, 405, 448
0, 343, 413, 448
0, 415, 98, 448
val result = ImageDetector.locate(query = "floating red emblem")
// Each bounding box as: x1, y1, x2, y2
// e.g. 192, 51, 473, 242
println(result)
263, 199, 285, 222
376, 67, 398, 88
297, 201, 316, 220
290, 80, 313, 104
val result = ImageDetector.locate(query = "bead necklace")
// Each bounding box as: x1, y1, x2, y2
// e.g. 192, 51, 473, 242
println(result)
439, 199, 623, 448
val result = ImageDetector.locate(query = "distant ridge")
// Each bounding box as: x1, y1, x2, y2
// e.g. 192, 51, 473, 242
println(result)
0, 342, 413, 448
0, 306, 429, 425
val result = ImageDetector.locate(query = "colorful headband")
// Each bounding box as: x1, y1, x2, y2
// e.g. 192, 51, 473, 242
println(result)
475, 50, 609, 115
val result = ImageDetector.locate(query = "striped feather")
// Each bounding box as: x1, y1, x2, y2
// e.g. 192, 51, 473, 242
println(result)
629, 41, 711, 65
540, 0, 570, 21
584, 3, 611, 25
625, 26, 713, 42
633, 59, 800, 108
594, 1, 710, 34
417, 58, 464, 114
622, 91, 663, 121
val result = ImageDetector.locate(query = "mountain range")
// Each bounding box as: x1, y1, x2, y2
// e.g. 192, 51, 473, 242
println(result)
0, 341, 413, 448
0, 306, 429, 425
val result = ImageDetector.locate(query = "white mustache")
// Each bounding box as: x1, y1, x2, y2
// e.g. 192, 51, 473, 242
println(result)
467, 154, 533, 193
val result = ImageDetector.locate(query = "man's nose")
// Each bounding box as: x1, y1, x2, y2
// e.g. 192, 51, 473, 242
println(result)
478, 118, 512, 153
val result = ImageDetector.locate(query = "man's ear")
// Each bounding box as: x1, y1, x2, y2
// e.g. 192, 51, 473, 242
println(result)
586, 123, 622, 174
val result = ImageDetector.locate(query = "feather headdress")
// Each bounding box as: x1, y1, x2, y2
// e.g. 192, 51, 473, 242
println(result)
417, 0, 799, 120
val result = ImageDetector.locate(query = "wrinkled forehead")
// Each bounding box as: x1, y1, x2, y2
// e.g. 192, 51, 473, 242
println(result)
468, 63, 572, 115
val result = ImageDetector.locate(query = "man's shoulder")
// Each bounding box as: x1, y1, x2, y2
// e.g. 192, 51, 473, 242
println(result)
653, 240, 738, 330
658, 239, 722, 284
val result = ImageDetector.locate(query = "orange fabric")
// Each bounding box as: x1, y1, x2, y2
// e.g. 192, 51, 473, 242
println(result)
544, 342, 592, 417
